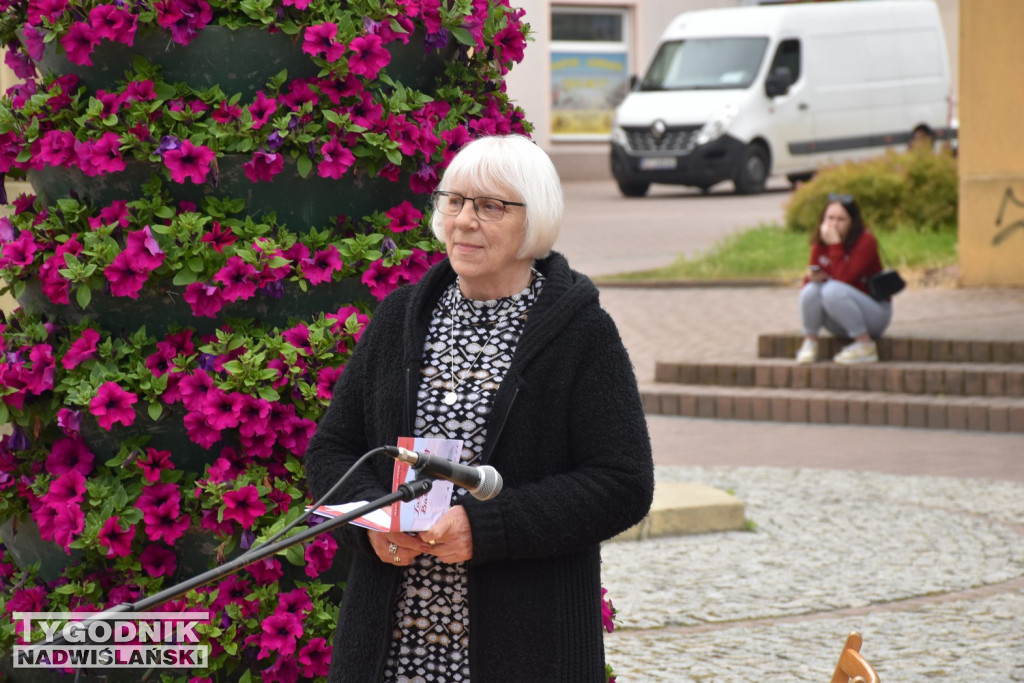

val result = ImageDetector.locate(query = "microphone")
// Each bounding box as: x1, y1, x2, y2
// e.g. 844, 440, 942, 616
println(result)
384, 446, 503, 501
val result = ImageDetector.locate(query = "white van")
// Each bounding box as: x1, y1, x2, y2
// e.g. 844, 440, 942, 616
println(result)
609, 0, 955, 196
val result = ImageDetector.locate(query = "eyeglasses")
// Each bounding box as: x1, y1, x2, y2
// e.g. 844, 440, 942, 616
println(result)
827, 193, 855, 205
432, 191, 525, 222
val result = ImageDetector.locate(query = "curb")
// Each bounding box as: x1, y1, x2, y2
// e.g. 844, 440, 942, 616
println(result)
609, 482, 747, 542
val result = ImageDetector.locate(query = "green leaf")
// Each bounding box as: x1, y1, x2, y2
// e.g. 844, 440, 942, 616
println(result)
75, 285, 92, 310
147, 402, 163, 421
296, 154, 313, 178
449, 26, 477, 47
222, 360, 244, 375
258, 386, 281, 401
283, 544, 305, 566
171, 269, 199, 286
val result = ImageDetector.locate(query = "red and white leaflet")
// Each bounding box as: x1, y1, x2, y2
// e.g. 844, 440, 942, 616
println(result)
307, 437, 463, 533
389, 436, 463, 532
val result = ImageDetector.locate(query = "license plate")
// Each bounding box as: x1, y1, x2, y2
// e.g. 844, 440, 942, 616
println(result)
638, 156, 676, 171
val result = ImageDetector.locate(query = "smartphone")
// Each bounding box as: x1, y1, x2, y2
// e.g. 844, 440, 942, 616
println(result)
809, 265, 821, 272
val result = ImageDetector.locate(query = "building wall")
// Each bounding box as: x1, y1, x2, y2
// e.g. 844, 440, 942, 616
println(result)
957, 0, 1024, 285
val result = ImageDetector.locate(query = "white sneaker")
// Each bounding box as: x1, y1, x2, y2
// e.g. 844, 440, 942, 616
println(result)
834, 340, 878, 365
795, 338, 818, 364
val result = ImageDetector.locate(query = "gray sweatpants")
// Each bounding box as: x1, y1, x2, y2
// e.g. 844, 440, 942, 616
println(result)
800, 279, 893, 339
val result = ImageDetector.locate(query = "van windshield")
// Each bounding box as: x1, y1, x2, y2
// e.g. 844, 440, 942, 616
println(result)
640, 37, 768, 91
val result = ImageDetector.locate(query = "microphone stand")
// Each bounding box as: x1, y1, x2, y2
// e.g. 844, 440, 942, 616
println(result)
22, 479, 433, 650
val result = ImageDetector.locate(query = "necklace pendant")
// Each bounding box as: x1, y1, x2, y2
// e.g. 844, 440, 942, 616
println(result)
444, 391, 458, 406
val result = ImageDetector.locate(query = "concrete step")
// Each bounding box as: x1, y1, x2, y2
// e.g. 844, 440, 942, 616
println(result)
609, 482, 747, 542
654, 359, 1024, 398
758, 334, 1024, 364
639, 383, 1024, 433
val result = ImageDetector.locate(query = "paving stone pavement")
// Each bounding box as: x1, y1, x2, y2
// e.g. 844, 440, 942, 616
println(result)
556, 181, 1024, 681
602, 466, 1024, 682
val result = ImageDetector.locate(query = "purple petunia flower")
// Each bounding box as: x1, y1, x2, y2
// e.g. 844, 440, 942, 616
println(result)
248, 92, 277, 130
347, 34, 390, 78
97, 516, 136, 558
61, 21, 100, 65
141, 499, 190, 545
62, 328, 100, 370
214, 255, 258, 302
221, 485, 266, 528
46, 437, 95, 477
104, 251, 149, 298
301, 246, 343, 285
139, 544, 177, 577
163, 139, 215, 184
76, 132, 127, 176
297, 638, 332, 678
256, 612, 303, 659
182, 281, 224, 318
57, 408, 82, 434
155, 0, 213, 46
183, 410, 222, 448
44, 470, 87, 506
89, 381, 138, 430
156, 135, 182, 156
201, 389, 243, 431
303, 534, 337, 578
242, 149, 285, 183
384, 200, 422, 233
302, 22, 343, 62
316, 138, 354, 180
90, 5, 138, 44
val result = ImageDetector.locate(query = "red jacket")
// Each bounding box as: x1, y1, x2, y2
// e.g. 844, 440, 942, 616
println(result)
806, 230, 884, 296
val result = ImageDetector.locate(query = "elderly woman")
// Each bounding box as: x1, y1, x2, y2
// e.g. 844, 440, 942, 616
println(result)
796, 193, 893, 365
304, 134, 654, 681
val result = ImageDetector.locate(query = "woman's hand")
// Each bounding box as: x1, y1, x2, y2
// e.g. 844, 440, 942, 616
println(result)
368, 530, 430, 567
820, 220, 843, 245
419, 506, 474, 564
807, 266, 828, 283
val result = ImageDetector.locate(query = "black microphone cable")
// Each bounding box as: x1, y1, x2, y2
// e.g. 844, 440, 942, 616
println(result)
241, 445, 390, 558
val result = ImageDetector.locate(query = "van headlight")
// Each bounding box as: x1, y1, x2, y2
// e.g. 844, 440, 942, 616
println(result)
610, 124, 628, 147
693, 103, 739, 147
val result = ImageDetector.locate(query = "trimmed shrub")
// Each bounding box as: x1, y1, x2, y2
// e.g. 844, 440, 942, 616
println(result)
785, 145, 958, 234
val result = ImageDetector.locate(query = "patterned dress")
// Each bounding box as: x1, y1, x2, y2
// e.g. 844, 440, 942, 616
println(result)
382, 272, 543, 682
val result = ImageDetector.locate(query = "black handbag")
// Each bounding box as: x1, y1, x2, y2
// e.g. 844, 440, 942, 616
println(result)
867, 269, 905, 301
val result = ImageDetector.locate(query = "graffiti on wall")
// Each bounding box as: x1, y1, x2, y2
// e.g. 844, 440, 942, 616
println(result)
993, 187, 1024, 246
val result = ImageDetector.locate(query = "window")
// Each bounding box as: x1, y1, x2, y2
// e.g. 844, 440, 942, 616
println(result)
768, 38, 801, 84
641, 38, 769, 91
550, 7, 631, 139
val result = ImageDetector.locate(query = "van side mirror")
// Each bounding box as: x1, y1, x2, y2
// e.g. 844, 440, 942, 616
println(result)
765, 67, 794, 98
629, 74, 640, 92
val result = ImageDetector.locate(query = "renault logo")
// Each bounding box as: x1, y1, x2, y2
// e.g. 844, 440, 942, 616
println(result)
651, 120, 667, 141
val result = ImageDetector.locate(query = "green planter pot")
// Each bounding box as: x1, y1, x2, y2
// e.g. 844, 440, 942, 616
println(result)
28, 157, 422, 231
16, 276, 372, 338
31, 26, 454, 97
33, 26, 319, 98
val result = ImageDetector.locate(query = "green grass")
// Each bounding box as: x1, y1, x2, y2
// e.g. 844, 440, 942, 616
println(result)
600, 223, 958, 283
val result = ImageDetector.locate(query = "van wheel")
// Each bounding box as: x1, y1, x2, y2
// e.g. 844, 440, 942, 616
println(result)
616, 180, 650, 198
733, 144, 769, 195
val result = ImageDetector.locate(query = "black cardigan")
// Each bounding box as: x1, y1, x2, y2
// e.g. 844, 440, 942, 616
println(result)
304, 252, 654, 682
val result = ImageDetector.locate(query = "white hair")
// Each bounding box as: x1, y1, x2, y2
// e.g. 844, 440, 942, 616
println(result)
430, 134, 565, 259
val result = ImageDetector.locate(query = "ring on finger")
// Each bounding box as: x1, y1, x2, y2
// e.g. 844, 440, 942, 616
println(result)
393, 555, 401, 563
388, 542, 398, 555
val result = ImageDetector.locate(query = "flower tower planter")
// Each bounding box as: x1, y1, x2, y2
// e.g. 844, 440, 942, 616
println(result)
0, 1, 530, 680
